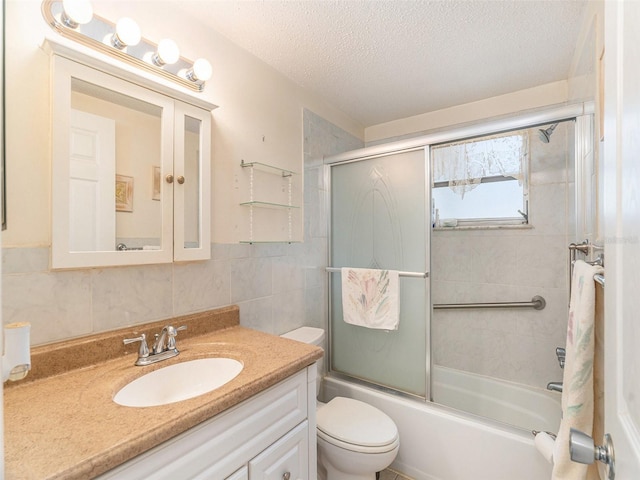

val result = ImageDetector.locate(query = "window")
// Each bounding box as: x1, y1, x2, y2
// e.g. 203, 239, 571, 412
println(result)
431, 130, 529, 227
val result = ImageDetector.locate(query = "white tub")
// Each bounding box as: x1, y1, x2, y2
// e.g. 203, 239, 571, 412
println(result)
432, 365, 561, 433
322, 374, 557, 480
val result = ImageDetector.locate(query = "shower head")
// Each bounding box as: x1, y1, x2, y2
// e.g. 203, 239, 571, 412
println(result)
538, 123, 558, 143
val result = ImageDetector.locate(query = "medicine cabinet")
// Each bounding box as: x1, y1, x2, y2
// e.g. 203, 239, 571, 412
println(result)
50, 50, 214, 269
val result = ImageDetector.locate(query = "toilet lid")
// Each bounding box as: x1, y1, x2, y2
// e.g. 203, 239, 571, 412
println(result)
316, 397, 398, 447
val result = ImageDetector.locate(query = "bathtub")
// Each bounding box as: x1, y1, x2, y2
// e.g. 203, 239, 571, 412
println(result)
322, 374, 557, 480
432, 365, 561, 433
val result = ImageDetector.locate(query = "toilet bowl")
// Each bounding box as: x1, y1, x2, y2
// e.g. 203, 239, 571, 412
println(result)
281, 327, 399, 480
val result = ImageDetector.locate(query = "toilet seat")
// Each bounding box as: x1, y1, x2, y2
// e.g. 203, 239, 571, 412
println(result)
317, 397, 399, 454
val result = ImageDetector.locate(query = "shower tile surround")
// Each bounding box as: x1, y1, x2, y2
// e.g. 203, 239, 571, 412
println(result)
2, 109, 363, 346
431, 121, 574, 389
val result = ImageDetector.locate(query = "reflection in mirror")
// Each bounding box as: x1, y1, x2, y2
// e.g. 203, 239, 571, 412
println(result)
69, 78, 162, 252
183, 115, 201, 249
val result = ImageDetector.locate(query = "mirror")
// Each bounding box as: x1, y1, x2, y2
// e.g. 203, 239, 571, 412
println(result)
69, 78, 163, 252
182, 115, 201, 250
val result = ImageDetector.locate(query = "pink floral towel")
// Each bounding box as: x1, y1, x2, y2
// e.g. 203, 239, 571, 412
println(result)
341, 268, 400, 330
552, 259, 604, 480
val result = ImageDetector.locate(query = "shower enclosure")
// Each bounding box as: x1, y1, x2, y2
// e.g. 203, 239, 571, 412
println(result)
326, 105, 591, 435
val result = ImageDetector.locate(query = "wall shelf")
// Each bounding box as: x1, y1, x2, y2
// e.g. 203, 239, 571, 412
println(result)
240, 201, 300, 210
239, 240, 302, 244
240, 160, 296, 177
240, 160, 299, 243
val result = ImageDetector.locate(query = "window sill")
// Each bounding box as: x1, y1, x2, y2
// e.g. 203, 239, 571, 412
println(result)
433, 224, 533, 231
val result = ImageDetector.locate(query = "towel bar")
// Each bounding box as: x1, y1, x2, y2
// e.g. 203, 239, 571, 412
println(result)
433, 295, 546, 310
325, 267, 428, 278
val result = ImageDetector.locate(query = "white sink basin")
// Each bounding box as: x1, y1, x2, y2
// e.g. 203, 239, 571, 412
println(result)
114, 358, 244, 407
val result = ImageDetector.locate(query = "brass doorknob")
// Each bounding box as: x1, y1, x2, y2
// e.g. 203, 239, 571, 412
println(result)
165, 174, 174, 184
177, 175, 185, 184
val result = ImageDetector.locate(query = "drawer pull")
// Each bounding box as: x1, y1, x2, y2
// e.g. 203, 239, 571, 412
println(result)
282, 473, 290, 480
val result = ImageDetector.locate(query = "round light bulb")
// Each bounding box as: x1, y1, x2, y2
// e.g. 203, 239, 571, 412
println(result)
62, 0, 93, 27
192, 58, 212, 81
156, 39, 180, 65
114, 17, 141, 48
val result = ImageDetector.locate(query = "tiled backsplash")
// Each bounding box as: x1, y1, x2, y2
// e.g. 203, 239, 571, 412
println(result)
2, 243, 321, 345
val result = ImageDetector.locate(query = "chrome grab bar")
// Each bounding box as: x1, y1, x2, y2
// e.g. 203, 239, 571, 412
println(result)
433, 295, 546, 311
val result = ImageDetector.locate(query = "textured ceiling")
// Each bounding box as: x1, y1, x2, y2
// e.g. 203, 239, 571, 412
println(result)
176, 0, 588, 127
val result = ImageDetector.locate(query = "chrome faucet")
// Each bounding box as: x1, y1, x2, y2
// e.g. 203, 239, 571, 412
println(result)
123, 325, 187, 366
153, 325, 187, 354
547, 381, 563, 393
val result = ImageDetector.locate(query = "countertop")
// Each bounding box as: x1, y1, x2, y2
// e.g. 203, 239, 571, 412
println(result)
3, 306, 323, 479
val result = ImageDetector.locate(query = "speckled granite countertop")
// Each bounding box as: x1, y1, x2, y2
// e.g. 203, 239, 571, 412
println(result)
4, 306, 323, 480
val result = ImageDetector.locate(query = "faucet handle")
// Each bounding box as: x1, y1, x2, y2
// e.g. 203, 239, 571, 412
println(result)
167, 325, 187, 350
123, 333, 149, 358
556, 346, 566, 369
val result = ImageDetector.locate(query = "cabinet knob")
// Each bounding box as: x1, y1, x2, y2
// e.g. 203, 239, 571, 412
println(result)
282, 473, 290, 480
177, 175, 185, 184
165, 174, 174, 184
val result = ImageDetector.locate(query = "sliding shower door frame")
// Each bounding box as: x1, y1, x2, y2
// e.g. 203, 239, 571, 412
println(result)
325, 147, 432, 402
324, 101, 594, 404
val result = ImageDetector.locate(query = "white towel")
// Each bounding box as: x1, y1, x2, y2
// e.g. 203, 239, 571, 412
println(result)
341, 268, 400, 330
552, 260, 604, 480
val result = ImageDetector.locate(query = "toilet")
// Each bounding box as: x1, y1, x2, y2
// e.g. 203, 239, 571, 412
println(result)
281, 327, 399, 480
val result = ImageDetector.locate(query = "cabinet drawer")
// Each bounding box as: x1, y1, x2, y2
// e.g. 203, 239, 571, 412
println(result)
98, 370, 308, 479
249, 421, 309, 480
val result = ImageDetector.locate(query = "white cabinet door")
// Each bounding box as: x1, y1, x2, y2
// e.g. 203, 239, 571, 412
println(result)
173, 101, 211, 262
227, 466, 249, 480
249, 421, 309, 480
52, 55, 174, 268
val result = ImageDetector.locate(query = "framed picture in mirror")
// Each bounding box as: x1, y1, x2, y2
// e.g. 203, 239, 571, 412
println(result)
115, 174, 134, 212
152, 166, 161, 201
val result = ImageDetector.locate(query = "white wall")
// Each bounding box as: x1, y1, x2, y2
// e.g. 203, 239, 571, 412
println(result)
365, 80, 568, 144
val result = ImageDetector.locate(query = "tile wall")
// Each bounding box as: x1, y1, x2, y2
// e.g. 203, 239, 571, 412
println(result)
431, 121, 575, 389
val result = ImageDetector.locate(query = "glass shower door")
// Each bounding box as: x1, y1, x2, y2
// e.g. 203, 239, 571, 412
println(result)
329, 149, 429, 398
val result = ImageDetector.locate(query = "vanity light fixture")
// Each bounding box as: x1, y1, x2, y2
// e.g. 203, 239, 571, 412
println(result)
184, 58, 213, 83
151, 38, 181, 66
61, 0, 93, 28
110, 17, 141, 49
42, 0, 211, 92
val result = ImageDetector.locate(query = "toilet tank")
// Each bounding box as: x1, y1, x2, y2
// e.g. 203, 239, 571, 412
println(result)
281, 327, 325, 396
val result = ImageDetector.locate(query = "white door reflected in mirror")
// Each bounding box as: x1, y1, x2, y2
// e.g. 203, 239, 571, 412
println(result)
68, 109, 115, 252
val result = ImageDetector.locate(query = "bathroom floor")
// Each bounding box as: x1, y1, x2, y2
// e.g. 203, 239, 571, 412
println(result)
380, 468, 414, 480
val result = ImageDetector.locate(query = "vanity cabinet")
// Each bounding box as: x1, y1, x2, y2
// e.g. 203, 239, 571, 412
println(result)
97, 367, 317, 480
248, 421, 309, 479
50, 50, 213, 269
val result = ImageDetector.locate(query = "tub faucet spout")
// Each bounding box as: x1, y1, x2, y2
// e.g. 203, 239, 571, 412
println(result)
547, 381, 563, 393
